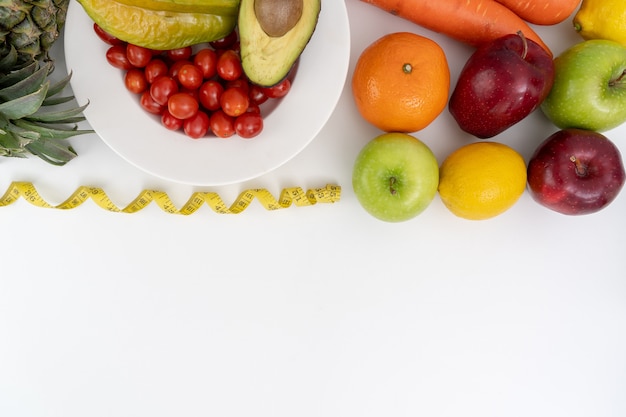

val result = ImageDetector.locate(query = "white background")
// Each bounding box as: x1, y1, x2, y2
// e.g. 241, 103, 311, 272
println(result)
1, 1, 625, 416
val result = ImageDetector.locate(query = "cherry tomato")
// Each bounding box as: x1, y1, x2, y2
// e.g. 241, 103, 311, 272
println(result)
167, 46, 193, 61
193, 48, 217, 79
150, 76, 179, 106
180, 87, 199, 102
144, 58, 169, 84
225, 78, 250, 95
124, 68, 148, 94
126, 44, 152, 68
168, 93, 199, 120
248, 84, 268, 105
106, 44, 134, 70
140, 90, 165, 115
161, 109, 183, 131
262, 78, 291, 98
198, 80, 224, 111
220, 87, 249, 117
184, 111, 210, 139
235, 112, 263, 139
209, 110, 235, 138
216, 50, 243, 81
168, 59, 193, 78
177, 64, 203, 90
245, 102, 261, 115
210, 30, 238, 50
93, 23, 125, 46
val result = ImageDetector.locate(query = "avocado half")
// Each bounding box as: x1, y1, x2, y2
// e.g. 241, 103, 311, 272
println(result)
238, 0, 321, 87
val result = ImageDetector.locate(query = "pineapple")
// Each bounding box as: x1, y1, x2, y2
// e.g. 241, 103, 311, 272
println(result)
0, 0, 69, 65
0, 0, 92, 165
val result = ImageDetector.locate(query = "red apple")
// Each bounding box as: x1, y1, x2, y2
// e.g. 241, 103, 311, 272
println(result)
527, 128, 625, 215
448, 32, 554, 138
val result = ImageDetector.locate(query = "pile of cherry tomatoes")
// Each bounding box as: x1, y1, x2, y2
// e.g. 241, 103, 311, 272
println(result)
94, 24, 292, 139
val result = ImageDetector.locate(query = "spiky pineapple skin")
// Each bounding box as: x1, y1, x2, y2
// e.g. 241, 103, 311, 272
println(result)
0, 0, 69, 65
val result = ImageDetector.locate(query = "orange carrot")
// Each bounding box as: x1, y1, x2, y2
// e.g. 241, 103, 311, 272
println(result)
495, 0, 581, 25
360, 0, 552, 55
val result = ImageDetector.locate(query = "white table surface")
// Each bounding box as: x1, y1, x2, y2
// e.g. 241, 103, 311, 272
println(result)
1, 1, 625, 416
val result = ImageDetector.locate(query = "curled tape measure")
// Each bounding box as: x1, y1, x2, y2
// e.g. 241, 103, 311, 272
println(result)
0, 182, 340, 215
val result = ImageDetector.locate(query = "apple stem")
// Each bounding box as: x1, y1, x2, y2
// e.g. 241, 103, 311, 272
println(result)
570, 155, 588, 177
609, 69, 626, 87
389, 177, 398, 195
517, 30, 528, 60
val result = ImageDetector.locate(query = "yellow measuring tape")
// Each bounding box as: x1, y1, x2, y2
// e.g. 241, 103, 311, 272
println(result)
0, 182, 340, 214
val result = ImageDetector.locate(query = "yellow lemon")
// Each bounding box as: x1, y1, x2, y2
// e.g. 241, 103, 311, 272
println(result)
438, 142, 527, 220
574, 0, 626, 46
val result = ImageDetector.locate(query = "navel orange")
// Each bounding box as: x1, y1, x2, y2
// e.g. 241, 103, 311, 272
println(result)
351, 32, 450, 133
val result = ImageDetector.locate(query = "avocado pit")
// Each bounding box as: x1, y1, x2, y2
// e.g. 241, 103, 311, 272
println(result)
254, 0, 303, 37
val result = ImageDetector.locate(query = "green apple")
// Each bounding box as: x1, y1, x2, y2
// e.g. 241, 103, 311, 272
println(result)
352, 132, 439, 222
541, 39, 626, 132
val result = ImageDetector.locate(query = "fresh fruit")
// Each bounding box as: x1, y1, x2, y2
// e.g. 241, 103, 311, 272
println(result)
0, 0, 70, 65
574, 0, 626, 46
177, 64, 203, 90
96, 25, 289, 139
210, 30, 238, 50
198, 80, 224, 111
77, 0, 237, 50
209, 110, 235, 138
234, 112, 263, 139
239, 0, 321, 87
216, 50, 244, 81
449, 32, 554, 138
105, 44, 134, 69
126, 44, 152, 68
220, 87, 249, 117
183, 111, 210, 138
93, 21, 125, 45
161, 109, 184, 131
541, 39, 626, 132
0, 0, 92, 166
113, 0, 239, 15
193, 49, 218, 79
351, 32, 450, 133
150, 76, 179, 106
352, 132, 439, 222
168, 93, 199, 120
359, 0, 551, 54
527, 129, 625, 215
261, 79, 291, 99
166, 47, 193, 62
495, 0, 581, 25
438, 142, 527, 220
124, 68, 149, 93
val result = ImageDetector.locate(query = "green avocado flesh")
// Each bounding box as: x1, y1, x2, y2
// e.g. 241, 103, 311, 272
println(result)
238, 0, 321, 87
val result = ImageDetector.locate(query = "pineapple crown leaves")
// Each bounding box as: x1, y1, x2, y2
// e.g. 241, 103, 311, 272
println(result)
0, 51, 93, 165
0, 59, 50, 102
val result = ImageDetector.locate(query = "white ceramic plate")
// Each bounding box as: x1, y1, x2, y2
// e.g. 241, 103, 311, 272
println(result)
64, 1, 350, 186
